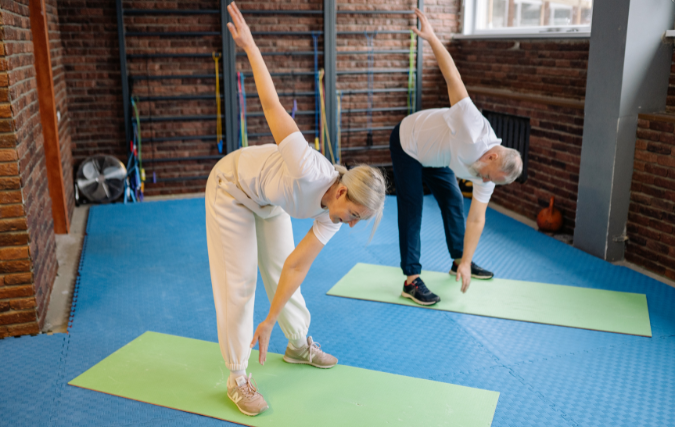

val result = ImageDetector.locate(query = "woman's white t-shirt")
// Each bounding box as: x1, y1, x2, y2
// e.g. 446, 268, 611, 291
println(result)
236, 131, 341, 245
399, 97, 501, 203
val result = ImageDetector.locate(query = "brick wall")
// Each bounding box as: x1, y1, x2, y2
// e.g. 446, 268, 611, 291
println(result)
667, 50, 675, 112
0, 0, 59, 338
336, 0, 458, 166
626, 115, 675, 280
53, 0, 589, 234
56, 0, 125, 174
54, 0, 459, 195
450, 39, 589, 234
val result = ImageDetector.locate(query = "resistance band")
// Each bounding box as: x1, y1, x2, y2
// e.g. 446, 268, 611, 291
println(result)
291, 69, 298, 119
143, 57, 156, 185
236, 72, 248, 148
408, 31, 416, 116
125, 97, 143, 203
318, 69, 335, 164
132, 96, 146, 193
365, 31, 375, 146
312, 32, 320, 150
213, 53, 223, 154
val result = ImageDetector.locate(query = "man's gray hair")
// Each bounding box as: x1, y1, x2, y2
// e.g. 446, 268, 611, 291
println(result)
498, 147, 523, 185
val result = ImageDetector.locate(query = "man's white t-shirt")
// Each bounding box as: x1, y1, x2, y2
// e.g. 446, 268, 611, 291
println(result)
236, 131, 341, 245
399, 97, 501, 203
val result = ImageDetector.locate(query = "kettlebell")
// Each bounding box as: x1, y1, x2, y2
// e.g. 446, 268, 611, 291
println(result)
537, 197, 563, 232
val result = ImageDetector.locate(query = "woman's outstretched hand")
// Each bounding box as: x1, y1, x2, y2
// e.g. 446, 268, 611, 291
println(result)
411, 7, 437, 42
250, 318, 275, 365
227, 2, 255, 51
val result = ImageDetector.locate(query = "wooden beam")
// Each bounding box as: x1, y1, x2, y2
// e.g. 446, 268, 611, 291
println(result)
467, 85, 585, 110
29, 0, 69, 234
638, 112, 675, 123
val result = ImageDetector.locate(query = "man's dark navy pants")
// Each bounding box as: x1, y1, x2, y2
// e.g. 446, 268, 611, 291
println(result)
389, 122, 466, 276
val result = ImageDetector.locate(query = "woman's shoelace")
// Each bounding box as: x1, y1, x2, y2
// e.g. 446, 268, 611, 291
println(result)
308, 340, 323, 363
241, 373, 259, 396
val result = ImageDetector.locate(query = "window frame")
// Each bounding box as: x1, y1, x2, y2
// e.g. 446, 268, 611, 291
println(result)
460, 0, 591, 40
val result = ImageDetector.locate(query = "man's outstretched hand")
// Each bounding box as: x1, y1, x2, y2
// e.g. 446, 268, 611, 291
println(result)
455, 262, 472, 293
411, 7, 437, 42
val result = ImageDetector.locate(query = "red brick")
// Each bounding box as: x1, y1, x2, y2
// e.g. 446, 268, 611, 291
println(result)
656, 155, 675, 168
0, 190, 22, 203
0, 149, 17, 161
4, 272, 32, 285
0, 260, 31, 274
0, 246, 28, 260
644, 163, 670, 177
635, 150, 658, 163
0, 176, 21, 190
650, 120, 674, 133
0, 232, 29, 246
654, 177, 675, 191
9, 297, 36, 310
646, 240, 671, 255
0, 217, 26, 232
0, 310, 36, 326
0, 132, 17, 148
0, 162, 19, 176
6, 322, 39, 336
0, 104, 11, 118
0, 204, 24, 218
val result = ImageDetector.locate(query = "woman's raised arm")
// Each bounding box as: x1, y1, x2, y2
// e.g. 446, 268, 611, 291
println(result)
227, 2, 299, 144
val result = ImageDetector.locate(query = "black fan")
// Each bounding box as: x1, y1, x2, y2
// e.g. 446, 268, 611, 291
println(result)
75, 155, 127, 203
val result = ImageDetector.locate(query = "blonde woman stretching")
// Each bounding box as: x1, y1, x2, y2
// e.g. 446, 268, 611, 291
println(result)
205, 2, 386, 417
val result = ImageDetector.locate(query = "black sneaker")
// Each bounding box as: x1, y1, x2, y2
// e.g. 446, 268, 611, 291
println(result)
450, 261, 494, 279
401, 278, 441, 306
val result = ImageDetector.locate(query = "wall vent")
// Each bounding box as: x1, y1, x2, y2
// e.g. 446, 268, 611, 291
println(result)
482, 110, 530, 183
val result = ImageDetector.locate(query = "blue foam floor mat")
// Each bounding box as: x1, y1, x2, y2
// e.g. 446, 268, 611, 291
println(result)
2, 195, 674, 426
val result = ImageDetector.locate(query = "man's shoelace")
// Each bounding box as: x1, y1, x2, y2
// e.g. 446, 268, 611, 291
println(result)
414, 280, 432, 294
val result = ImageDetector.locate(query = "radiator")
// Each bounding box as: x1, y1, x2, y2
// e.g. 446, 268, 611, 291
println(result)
482, 109, 530, 183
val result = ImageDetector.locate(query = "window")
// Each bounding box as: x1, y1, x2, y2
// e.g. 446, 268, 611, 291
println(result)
463, 0, 592, 37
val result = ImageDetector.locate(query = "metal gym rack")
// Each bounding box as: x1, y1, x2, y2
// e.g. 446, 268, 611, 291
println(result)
116, 1, 424, 185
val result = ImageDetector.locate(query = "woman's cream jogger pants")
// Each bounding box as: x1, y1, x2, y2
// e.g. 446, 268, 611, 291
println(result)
205, 152, 311, 371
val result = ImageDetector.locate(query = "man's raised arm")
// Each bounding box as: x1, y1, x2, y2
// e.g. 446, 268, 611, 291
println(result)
412, 8, 468, 106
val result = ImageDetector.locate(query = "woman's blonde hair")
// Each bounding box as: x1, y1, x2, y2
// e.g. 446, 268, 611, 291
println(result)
334, 164, 386, 242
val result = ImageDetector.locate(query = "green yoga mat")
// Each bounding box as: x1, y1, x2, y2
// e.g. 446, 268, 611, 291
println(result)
327, 263, 652, 337
69, 331, 500, 426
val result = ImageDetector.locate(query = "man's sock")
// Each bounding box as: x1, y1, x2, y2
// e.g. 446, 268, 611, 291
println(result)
289, 337, 308, 349
228, 369, 246, 387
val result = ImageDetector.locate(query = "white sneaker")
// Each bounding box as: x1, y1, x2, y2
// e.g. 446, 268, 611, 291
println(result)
283, 336, 338, 368
227, 374, 269, 416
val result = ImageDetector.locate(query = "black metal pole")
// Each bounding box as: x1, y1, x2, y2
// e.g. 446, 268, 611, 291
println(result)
222, 0, 239, 154
324, 0, 337, 162
115, 0, 131, 148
